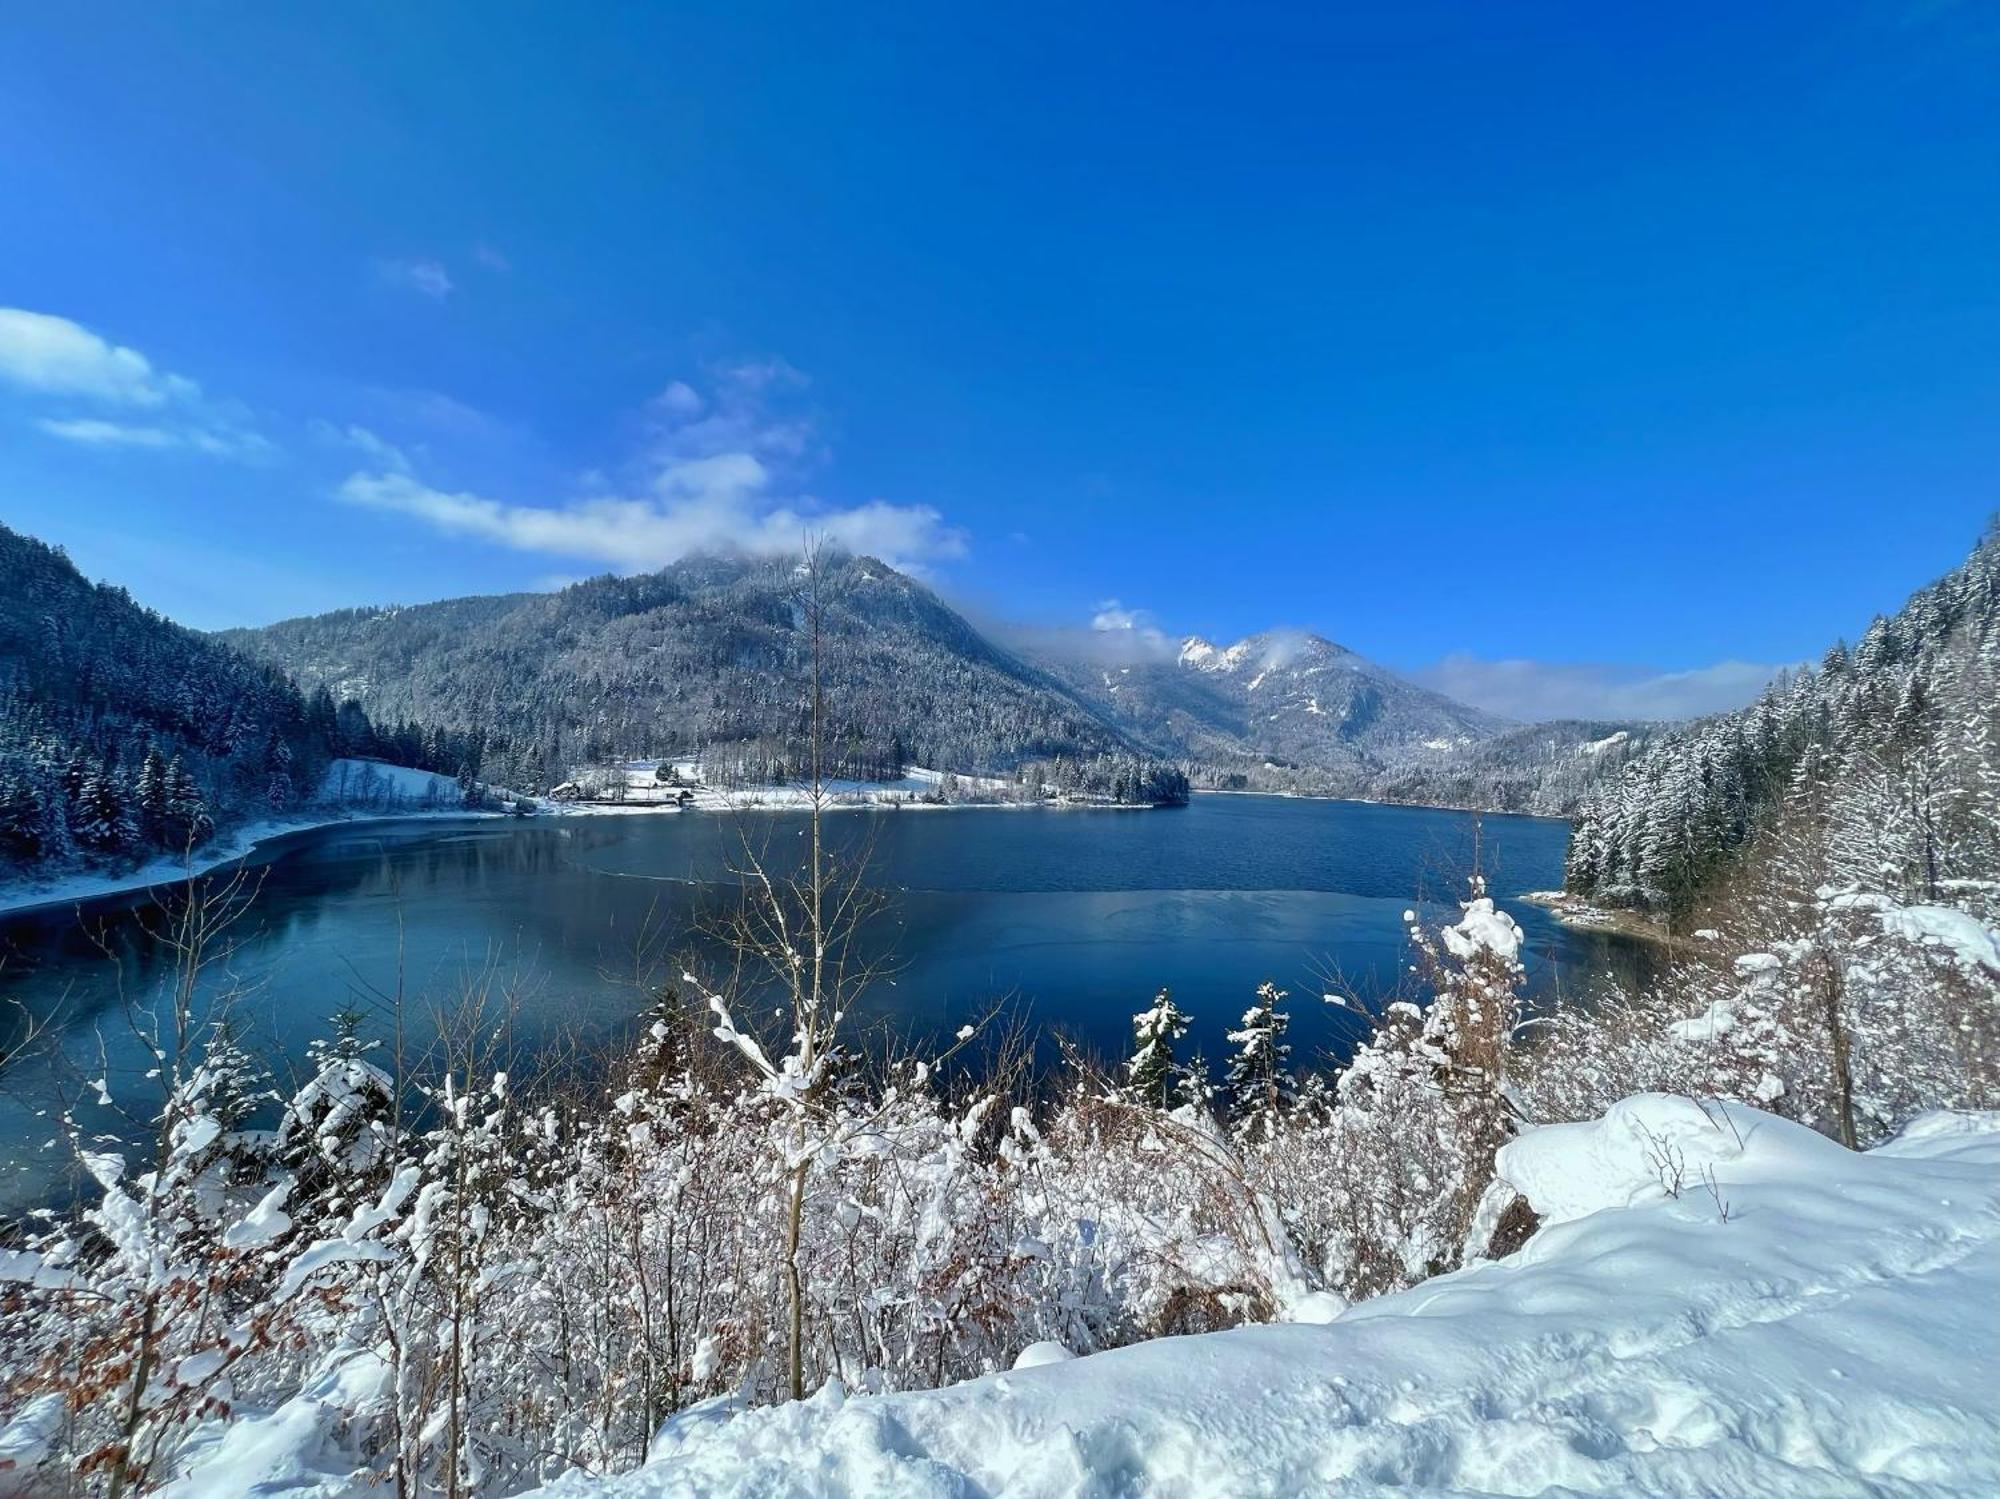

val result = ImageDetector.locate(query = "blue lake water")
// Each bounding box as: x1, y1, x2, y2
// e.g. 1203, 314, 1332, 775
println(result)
0, 794, 1645, 1208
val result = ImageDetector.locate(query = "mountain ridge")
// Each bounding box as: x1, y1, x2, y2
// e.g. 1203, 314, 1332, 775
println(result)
221, 553, 1631, 810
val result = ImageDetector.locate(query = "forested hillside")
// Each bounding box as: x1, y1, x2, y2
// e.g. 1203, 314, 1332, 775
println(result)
1371, 720, 1660, 814
1564, 522, 2000, 923
0, 524, 451, 878
225, 554, 1639, 811
222, 554, 1139, 792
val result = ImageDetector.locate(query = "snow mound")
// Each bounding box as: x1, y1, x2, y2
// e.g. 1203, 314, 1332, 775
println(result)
1010, 1341, 1074, 1370
1441, 896, 1522, 964
530, 1101, 2000, 1499
1494, 1093, 1841, 1225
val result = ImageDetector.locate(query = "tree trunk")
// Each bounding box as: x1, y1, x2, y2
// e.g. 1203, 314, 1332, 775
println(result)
785, 1159, 808, 1401
1820, 962, 1859, 1149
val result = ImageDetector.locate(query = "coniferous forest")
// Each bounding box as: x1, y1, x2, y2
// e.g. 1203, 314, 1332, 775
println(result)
0, 524, 472, 879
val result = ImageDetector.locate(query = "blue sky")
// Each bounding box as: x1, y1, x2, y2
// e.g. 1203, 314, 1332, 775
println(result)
2, 3, 1997, 719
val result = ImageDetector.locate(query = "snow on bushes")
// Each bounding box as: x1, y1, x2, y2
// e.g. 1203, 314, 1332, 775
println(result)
534, 1105, 2000, 1499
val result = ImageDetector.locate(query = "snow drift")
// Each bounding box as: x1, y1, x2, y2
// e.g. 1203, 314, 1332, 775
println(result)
519, 1098, 2000, 1499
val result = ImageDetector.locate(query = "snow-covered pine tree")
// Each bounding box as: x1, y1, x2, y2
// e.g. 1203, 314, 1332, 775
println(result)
1224, 981, 1295, 1143
135, 743, 170, 847
72, 758, 137, 854
1125, 987, 1192, 1110
165, 755, 214, 849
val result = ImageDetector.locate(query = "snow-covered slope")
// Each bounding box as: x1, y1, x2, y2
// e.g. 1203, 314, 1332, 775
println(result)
1050, 629, 1511, 791
531, 1099, 2000, 1499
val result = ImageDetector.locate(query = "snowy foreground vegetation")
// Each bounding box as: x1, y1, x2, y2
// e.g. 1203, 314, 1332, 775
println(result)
540, 1101, 2000, 1499
1, 861, 1994, 1496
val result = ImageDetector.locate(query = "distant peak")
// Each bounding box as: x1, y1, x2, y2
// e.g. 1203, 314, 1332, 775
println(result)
1178, 636, 1221, 667
1179, 629, 1352, 673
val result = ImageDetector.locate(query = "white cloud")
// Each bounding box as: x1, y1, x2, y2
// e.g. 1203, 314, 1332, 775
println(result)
651, 379, 704, 418
2, 308, 273, 462
1088, 599, 1174, 657
1409, 654, 1788, 723
312, 420, 412, 474
996, 599, 1176, 666
340, 471, 964, 572
36, 417, 180, 449
36, 416, 274, 460
472, 242, 512, 273
375, 257, 455, 299
0, 307, 196, 406
1090, 600, 1147, 633
339, 354, 966, 573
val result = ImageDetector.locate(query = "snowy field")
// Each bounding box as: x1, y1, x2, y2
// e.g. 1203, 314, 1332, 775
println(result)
524, 1097, 2000, 1499
571, 761, 1015, 812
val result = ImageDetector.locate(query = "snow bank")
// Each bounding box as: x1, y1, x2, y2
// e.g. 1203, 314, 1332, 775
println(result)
531, 1101, 2000, 1499
157, 1348, 388, 1499
1493, 1093, 1838, 1225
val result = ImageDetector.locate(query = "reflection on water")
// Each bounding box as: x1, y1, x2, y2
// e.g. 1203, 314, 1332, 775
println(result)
0, 795, 1649, 1209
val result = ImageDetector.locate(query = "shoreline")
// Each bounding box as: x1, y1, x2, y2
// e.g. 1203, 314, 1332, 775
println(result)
0, 805, 523, 922
1192, 787, 1573, 825
0, 787, 1177, 923
1518, 889, 1670, 943
1, 779, 1550, 927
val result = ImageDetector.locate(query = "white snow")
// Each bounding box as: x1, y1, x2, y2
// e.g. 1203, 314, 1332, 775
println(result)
527, 1099, 2000, 1499
1439, 896, 1523, 964
1878, 903, 2000, 972
1578, 729, 1632, 757
1009, 1341, 1075, 1370
158, 1349, 390, 1499
1177, 636, 1219, 668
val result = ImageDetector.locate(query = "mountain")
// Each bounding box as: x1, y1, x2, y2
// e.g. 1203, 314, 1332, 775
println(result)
223, 553, 1640, 812
0, 522, 425, 876
1564, 522, 2000, 920
1040, 628, 1517, 790
220, 553, 1139, 793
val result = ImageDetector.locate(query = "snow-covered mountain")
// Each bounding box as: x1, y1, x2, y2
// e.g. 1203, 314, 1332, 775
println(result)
220, 551, 1634, 812
1046, 627, 1512, 789
221, 553, 1137, 793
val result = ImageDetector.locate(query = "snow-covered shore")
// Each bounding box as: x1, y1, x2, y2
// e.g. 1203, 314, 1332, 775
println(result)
0, 760, 1078, 921
1519, 887, 1670, 942
0, 760, 556, 921
527, 1097, 2000, 1499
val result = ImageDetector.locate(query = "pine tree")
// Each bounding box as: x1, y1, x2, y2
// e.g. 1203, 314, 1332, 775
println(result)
1224, 981, 1295, 1143
72, 761, 137, 854
135, 743, 170, 846
1124, 987, 1192, 1109
164, 757, 213, 849
265, 732, 296, 811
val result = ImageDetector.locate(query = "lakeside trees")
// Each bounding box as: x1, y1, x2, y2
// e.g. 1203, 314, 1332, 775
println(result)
0, 525, 477, 880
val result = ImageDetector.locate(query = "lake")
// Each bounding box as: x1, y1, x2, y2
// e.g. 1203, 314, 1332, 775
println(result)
0, 794, 1646, 1210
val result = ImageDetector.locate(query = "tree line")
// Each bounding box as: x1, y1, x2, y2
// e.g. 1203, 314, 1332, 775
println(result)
0, 524, 471, 877
1565, 521, 2000, 924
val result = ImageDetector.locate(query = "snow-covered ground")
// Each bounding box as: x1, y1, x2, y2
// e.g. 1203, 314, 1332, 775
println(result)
566, 761, 1015, 812
528, 1097, 2000, 1499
